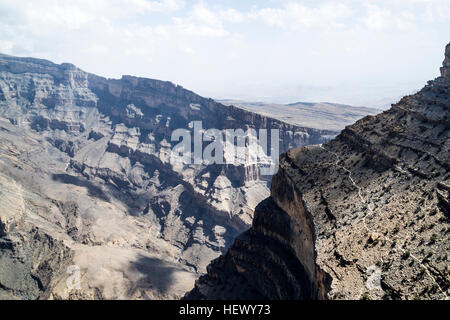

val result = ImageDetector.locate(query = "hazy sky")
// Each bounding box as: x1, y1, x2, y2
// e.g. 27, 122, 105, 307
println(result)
0, 0, 449, 107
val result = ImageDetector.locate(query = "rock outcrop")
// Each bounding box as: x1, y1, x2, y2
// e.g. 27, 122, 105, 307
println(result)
0, 53, 355, 299
186, 43, 450, 300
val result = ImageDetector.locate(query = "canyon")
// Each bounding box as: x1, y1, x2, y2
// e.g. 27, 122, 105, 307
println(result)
0, 53, 375, 299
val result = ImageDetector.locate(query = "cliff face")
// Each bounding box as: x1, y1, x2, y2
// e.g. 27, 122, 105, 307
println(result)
0, 53, 341, 299
186, 43, 450, 300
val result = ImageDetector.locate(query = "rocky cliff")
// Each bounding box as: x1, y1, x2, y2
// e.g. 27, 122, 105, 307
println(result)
186, 43, 450, 300
0, 53, 347, 299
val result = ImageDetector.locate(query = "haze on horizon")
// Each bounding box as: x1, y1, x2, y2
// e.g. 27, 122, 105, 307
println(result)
0, 0, 449, 108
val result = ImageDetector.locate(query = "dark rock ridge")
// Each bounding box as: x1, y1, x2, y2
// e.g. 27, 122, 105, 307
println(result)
0, 53, 345, 299
185, 42, 450, 300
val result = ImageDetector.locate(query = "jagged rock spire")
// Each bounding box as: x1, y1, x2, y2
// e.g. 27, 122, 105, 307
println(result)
440, 42, 450, 81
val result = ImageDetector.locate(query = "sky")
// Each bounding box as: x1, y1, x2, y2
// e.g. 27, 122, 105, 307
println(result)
0, 0, 449, 108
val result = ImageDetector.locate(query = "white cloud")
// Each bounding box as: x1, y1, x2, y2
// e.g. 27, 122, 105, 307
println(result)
219, 8, 245, 23
422, 0, 450, 22
250, 2, 353, 30
84, 44, 109, 55
190, 4, 220, 25
0, 0, 448, 107
362, 4, 415, 30
0, 40, 13, 53
171, 3, 228, 37
0, 0, 185, 30
251, 7, 285, 27
123, 0, 186, 12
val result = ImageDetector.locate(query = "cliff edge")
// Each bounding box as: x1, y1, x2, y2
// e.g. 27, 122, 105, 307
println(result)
186, 42, 450, 300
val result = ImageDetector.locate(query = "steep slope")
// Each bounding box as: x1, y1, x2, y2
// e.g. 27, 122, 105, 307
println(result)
0, 53, 338, 299
186, 43, 450, 300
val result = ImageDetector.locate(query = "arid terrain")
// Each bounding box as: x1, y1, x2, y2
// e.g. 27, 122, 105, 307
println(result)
187, 43, 450, 300
0, 53, 374, 299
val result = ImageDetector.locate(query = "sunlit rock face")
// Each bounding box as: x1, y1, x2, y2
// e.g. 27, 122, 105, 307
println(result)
0, 53, 340, 299
186, 43, 450, 301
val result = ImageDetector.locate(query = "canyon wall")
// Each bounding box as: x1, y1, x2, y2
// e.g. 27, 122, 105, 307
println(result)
186, 43, 450, 300
0, 53, 337, 299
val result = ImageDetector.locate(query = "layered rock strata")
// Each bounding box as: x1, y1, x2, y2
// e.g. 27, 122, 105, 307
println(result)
186, 43, 450, 300
0, 53, 343, 299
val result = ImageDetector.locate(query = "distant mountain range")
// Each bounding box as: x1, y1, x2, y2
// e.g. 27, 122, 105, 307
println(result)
219, 100, 381, 131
